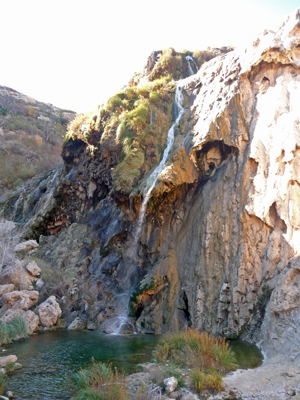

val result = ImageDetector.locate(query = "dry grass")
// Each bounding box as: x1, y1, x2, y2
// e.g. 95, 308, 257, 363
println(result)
191, 369, 224, 393
155, 327, 238, 394
65, 113, 94, 144
73, 360, 129, 400
0, 131, 63, 193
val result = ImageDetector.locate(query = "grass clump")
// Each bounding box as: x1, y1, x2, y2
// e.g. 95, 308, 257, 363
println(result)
73, 360, 128, 400
155, 327, 238, 394
0, 317, 28, 345
0, 372, 6, 395
191, 369, 223, 393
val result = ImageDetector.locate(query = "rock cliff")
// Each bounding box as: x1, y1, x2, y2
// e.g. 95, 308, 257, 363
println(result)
1, 9, 300, 366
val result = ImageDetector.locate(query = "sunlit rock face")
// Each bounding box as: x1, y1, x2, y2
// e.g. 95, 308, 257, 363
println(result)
1, 9, 300, 359
136, 9, 300, 359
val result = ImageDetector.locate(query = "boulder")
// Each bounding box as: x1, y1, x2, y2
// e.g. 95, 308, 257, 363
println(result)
23, 310, 40, 334
0, 355, 17, 367
25, 261, 41, 278
0, 262, 36, 290
0, 284, 14, 298
14, 240, 39, 253
67, 317, 86, 330
2, 290, 39, 311
0, 308, 24, 323
35, 278, 44, 290
36, 296, 62, 327
164, 377, 178, 394
0, 309, 39, 334
0, 221, 15, 235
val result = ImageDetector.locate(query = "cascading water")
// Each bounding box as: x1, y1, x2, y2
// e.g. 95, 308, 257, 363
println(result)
111, 85, 185, 335
135, 84, 185, 242
186, 55, 196, 76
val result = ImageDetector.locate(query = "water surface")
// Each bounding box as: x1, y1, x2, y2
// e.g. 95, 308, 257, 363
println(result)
4, 331, 263, 400
5, 331, 159, 400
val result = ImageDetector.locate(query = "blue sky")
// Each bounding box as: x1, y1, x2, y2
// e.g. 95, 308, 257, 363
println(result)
0, 0, 298, 113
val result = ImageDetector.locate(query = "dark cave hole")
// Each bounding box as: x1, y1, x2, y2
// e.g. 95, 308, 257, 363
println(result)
180, 291, 191, 323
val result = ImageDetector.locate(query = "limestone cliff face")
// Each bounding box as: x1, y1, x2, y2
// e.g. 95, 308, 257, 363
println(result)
1, 9, 300, 359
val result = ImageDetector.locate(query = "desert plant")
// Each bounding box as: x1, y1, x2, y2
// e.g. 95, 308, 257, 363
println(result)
73, 360, 129, 400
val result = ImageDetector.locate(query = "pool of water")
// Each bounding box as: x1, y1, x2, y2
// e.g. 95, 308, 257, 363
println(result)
5, 331, 159, 400
4, 331, 263, 400
229, 339, 263, 369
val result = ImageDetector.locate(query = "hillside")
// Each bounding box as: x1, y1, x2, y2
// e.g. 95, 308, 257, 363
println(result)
0, 85, 76, 195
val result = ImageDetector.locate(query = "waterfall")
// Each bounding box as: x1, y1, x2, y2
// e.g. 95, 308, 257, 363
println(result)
186, 55, 196, 76
135, 84, 185, 242
110, 85, 185, 334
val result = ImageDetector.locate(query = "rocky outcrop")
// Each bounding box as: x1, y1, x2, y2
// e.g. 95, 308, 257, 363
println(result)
0, 285, 14, 297
2, 290, 39, 311
0, 261, 39, 290
14, 240, 39, 253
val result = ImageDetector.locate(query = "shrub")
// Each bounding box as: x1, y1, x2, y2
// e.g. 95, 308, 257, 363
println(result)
0, 372, 6, 395
155, 327, 238, 394
73, 360, 129, 400
191, 369, 223, 393
0, 317, 28, 345
0, 107, 9, 116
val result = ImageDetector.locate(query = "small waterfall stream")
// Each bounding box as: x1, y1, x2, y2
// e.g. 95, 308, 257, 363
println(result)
186, 55, 196, 76
111, 85, 185, 335
134, 84, 185, 242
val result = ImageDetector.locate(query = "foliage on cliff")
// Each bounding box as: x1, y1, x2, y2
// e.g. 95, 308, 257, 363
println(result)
65, 74, 176, 194
0, 85, 76, 195
64, 46, 233, 195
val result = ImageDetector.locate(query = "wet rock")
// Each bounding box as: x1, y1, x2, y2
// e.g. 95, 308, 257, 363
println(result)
67, 317, 86, 330
14, 240, 39, 253
36, 296, 62, 328
86, 321, 96, 330
0, 355, 17, 367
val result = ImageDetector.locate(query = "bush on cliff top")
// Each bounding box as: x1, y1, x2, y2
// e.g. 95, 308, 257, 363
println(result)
65, 74, 175, 194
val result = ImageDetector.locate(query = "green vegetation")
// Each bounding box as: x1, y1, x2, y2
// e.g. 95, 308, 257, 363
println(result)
0, 317, 28, 345
64, 47, 233, 195
155, 327, 238, 394
129, 276, 167, 317
0, 372, 6, 395
66, 76, 175, 194
73, 361, 128, 400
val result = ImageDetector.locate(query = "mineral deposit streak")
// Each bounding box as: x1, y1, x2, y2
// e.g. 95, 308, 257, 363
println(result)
135, 85, 185, 242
